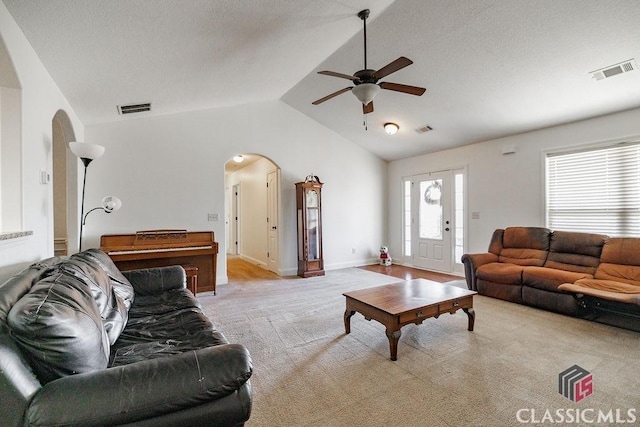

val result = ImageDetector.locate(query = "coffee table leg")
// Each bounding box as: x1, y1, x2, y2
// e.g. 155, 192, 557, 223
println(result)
385, 329, 402, 361
463, 307, 475, 331
344, 310, 355, 334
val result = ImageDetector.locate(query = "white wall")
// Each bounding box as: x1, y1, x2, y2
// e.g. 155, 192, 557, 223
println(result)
0, 3, 84, 282
85, 100, 387, 283
388, 107, 640, 262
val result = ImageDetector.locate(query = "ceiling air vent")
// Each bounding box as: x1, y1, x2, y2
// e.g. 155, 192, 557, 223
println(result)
590, 59, 637, 81
117, 102, 151, 115
415, 124, 433, 134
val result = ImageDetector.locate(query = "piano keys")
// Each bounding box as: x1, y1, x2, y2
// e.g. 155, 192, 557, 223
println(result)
100, 230, 218, 295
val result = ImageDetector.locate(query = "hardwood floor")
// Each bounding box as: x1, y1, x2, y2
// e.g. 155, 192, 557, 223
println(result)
227, 255, 283, 282
358, 264, 461, 283
227, 255, 461, 284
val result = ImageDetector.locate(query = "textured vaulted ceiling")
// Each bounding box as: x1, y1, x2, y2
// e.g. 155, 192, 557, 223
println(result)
4, 0, 640, 160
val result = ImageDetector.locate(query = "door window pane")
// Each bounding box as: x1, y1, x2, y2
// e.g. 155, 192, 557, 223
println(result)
454, 172, 464, 263
419, 179, 443, 240
403, 180, 411, 256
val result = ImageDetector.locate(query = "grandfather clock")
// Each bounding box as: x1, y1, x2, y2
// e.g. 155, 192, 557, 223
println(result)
296, 179, 325, 277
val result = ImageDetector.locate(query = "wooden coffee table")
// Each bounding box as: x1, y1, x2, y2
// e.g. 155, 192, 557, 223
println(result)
343, 279, 477, 360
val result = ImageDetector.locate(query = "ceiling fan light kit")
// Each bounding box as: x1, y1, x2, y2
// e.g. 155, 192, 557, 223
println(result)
312, 9, 426, 119
352, 83, 379, 105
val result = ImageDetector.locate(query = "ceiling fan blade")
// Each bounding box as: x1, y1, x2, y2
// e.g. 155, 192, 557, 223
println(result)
380, 82, 426, 96
373, 56, 413, 79
312, 87, 353, 105
318, 70, 358, 81
363, 101, 374, 114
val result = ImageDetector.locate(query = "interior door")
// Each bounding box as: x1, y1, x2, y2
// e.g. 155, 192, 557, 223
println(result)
231, 184, 240, 255
266, 170, 279, 273
411, 171, 452, 272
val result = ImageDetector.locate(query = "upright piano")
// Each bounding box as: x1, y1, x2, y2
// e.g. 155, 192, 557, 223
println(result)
100, 230, 218, 295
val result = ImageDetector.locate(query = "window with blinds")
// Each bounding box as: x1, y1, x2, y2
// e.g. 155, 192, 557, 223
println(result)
546, 141, 640, 237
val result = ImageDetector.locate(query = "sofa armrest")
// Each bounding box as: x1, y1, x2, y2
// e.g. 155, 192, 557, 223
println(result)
26, 344, 252, 427
122, 265, 186, 296
461, 253, 498, 291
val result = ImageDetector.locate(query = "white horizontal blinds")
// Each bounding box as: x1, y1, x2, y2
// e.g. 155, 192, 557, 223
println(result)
546, 142, 640, 237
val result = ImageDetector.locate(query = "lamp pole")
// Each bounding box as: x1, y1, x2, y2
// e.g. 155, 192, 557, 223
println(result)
78, 157, 92, 252
69, 141, 105, 253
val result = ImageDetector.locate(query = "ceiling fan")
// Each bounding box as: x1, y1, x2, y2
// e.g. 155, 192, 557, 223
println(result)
312, 9, 426, 115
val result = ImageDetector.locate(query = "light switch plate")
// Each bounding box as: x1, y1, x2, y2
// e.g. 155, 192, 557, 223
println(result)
208, 213, 220, 221
40, 170, 50, 184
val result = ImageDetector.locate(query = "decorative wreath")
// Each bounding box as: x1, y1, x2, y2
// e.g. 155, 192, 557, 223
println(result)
424, 181, 442, 205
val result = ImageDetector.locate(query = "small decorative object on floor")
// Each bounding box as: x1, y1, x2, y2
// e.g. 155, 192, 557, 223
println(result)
305, 173, 320, 183
379, 246, 392, 266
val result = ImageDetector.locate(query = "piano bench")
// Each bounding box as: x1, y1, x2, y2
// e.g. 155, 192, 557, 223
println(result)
183, 264, 198, 294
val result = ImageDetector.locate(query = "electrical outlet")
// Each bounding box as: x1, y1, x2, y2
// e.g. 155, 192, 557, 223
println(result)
208, 213, 220, 221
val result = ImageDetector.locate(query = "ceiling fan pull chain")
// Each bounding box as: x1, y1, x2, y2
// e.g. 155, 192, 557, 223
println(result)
363, 112, 368, 130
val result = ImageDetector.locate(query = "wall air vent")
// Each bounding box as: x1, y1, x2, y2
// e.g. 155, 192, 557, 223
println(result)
590, 59, 637, 81
415, 124, 433, 134
117, 102, 151, 115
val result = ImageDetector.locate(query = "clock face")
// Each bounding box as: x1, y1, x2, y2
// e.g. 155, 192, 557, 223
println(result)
306, 190, 318, 208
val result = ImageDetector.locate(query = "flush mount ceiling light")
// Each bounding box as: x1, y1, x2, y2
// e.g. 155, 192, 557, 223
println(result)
233, 154, 244, 163
384, 122, 399, 135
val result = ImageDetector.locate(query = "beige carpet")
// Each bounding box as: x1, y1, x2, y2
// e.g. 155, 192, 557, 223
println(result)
197, 268, 640, 426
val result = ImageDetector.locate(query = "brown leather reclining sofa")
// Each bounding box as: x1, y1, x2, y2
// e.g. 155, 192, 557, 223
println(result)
462, 227, 640, 331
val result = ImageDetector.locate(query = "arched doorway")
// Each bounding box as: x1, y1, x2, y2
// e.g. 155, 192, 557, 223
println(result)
224, 153, 281, 276
52, 110, 77, 255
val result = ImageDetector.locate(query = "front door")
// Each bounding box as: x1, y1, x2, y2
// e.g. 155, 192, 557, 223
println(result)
412, 171, 452, 272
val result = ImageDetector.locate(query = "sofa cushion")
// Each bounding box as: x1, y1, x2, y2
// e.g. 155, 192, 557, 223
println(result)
522, 266, 592, 292
498, 227, 550, 266
594, 238, 640, 285
71, 249, 135, 310
544, 231, 606, 274
110, 289, 227, 366
7, 266, 110, 384
476, 262, 524, 285
61, 258, 130, 345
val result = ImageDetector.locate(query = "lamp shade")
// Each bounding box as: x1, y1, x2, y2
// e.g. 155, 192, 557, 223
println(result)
101, 196, 122, 213
352, 83, 380, 105
69, 142, 105, 161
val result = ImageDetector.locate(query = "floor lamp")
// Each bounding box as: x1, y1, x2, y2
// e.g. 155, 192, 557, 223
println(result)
69, 141, 105, 252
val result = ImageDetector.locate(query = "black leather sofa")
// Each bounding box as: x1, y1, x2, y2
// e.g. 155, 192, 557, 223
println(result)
0, 249, 252, 426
